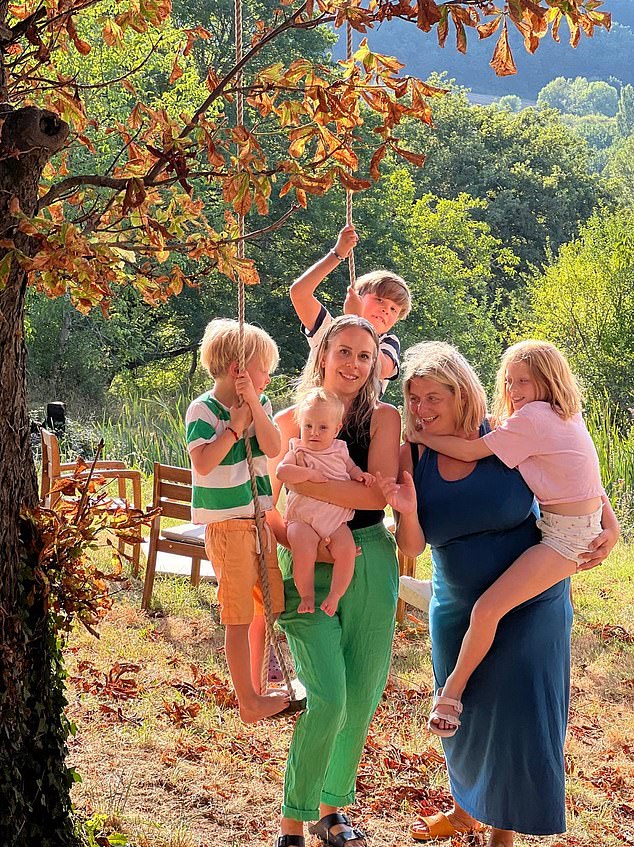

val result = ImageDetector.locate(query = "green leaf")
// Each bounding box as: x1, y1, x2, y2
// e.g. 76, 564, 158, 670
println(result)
0, 251, 12, 290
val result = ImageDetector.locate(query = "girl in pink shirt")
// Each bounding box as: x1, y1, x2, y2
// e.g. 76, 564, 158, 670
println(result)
415, 340, 613, 738
276, 387, 374, 616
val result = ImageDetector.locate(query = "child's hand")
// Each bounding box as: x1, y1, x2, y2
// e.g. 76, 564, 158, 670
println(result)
334, 224, 358, 259
235, 371, 259, 409
343, 284, 364, 317
229, 401, 252, 434
376, 471, 418, 515
355, 471, 375, 487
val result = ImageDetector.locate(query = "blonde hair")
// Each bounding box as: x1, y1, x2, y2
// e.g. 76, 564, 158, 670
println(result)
294, 387, 344, 426
355, 270, 411, 319
200, 318, 279, 378
402, 341, 487, 437
296, 315, 381, 433
492, 340, 582, 422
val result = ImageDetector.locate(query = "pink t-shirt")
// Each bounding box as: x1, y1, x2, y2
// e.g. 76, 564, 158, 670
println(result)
286, 437, 357, 480
482, 401, 604, 506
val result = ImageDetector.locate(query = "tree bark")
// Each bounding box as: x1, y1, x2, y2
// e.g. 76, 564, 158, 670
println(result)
0, 105, 78, 845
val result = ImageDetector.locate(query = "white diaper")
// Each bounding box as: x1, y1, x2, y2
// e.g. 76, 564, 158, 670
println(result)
537, 506, 603, 564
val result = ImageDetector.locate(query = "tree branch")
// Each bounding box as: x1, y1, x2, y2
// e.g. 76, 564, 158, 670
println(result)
143, 3, 319, 184
37, 175, 129, 211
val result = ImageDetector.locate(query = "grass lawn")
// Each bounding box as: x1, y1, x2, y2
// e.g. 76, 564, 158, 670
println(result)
65, 542, 634, 847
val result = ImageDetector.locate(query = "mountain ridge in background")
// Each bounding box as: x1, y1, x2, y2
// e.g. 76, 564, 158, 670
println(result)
333, 1, 634, 99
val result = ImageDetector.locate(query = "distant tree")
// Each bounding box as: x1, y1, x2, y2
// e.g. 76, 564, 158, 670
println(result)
583, 80, 619, 116
616, 83, 634, 137
603, 134, 634, 206
498, 94, 522, 112
563, 113, 617, 164
537, 76, 574, 112
537, 76, 618, 116
400, 94, 606, 274
529, 210, 634, 411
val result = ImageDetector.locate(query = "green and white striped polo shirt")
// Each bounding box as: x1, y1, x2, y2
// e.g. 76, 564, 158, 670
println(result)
186, 390, 274, 524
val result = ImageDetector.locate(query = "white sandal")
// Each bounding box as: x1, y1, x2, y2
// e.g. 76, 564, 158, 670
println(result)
428, 688, 463, 737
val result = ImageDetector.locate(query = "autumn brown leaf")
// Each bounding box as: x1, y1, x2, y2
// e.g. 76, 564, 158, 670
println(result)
490, 21, 518, 76
169, 54, 184, 84
477, 16, 503, 39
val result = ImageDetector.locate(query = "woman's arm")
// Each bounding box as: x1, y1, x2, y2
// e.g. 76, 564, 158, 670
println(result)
577, 493, 620, 571
268, 406, 298, 508
377, 442, 426, 558
286, 403, 402, 510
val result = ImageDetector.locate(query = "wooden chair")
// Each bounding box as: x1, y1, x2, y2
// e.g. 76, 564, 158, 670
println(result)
141, 463, 216, 610
40, 428, 143, 575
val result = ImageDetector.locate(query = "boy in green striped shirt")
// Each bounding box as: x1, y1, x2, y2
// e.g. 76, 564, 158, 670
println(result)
186, 318, 289, 722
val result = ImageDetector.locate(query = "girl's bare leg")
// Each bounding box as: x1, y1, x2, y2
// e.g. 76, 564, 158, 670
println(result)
433, 543, 576, 731
321, 525, 356, 616
248, 614, 281, 694
225, 624, 289, 722
287, 522, 321, 613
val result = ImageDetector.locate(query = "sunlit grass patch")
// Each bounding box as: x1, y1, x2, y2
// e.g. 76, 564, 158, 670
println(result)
66, 541, 634, 847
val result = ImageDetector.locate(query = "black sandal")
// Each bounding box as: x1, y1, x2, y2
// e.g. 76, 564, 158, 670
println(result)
308, 812, 366, 846
275, 836, 305, 847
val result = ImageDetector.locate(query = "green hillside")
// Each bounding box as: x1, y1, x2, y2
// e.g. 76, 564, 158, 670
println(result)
334, 4, 634, 99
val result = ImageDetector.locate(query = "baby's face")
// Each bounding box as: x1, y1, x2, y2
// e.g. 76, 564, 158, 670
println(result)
299, 404, 341, 451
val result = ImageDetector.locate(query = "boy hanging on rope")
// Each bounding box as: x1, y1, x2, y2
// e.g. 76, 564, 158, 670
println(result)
290, 224, 412, 394
186, 318, 290, 722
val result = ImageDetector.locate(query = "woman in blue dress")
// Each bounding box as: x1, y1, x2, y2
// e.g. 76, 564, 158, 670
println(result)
378, 341, 619, 846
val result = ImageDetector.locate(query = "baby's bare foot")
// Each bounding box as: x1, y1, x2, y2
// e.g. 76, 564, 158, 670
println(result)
320, 592, 340, 617
298, 597, 314, 614
239, 690, 289, 723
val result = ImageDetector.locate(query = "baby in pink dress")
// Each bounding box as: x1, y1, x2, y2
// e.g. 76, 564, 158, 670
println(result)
276, 388, 374, 615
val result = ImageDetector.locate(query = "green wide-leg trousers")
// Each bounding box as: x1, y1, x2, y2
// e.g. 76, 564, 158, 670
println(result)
278, 522, 399, 821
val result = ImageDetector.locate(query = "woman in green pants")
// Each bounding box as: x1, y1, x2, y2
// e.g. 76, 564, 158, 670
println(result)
268, 315, 401, 847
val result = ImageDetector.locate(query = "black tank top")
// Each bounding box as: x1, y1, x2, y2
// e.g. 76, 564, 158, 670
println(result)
340, 413, 384, 530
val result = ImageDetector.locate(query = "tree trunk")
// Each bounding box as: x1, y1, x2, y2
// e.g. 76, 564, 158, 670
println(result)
0, 106, 79, 846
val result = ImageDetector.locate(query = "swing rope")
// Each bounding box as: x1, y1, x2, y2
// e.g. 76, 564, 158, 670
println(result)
345, 21, 356, 289
234, 0, 296, 700
231, 6, 357, 701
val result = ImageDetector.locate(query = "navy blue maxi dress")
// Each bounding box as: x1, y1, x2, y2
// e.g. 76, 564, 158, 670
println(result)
412, 441, 572, 835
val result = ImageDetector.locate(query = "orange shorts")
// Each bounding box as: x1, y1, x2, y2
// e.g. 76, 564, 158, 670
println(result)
204, 518, 285, 625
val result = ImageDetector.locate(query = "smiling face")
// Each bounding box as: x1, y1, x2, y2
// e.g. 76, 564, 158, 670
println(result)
298, 402, 341, 451
320, 326, 377, 400
359, 293, 401, 334
407, 377, 460, 436
504, 361, 542, 412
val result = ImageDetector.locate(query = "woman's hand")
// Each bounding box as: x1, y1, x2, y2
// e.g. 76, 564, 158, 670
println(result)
577, 524, 619, 571
376, 471, 417, 515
